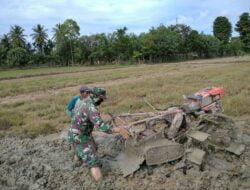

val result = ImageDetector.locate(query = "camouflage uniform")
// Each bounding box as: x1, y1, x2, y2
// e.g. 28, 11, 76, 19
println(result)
68, 95, 112, 168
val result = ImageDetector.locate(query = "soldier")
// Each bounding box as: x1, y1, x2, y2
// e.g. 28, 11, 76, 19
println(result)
66, 86, 106, 118
68, 86, 130, 181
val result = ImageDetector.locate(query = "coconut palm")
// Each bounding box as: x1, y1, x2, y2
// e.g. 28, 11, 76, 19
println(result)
31, 24, 48, 54
52, 23, 67, 53
9, 25, 26, 48
52, 23, 64, 42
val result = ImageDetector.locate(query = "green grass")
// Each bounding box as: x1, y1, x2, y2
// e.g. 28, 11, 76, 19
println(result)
0, 58, 250, 137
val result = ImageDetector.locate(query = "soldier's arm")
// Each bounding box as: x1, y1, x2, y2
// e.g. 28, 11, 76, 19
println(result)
88, 104, 130, 139
88, 107, 113, 134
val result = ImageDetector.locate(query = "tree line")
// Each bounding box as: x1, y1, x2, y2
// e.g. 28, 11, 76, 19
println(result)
0, 12, 249, 67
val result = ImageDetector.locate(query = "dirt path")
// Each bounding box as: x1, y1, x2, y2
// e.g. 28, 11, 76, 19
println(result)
0, 63, 229, 105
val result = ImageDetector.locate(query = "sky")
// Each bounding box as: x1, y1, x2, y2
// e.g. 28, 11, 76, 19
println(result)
0, 0, 249, 39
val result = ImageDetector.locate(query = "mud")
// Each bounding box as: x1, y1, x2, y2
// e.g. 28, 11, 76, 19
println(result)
0, 119, 250, 190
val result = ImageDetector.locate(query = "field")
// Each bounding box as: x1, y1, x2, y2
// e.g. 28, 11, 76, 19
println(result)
1, 56, 250, 190
0, 56, 250, 137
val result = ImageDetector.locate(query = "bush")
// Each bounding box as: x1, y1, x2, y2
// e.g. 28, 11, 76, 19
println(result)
7, 47, 29, 66
229, 38, 244, 56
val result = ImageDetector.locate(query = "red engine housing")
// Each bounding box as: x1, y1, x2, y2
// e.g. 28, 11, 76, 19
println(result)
185, 87, 225, 112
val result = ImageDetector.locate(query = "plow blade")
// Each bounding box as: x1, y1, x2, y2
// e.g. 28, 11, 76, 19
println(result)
116, 151, 144, 177
116, 138, 184, 176
144, 139, 184, 165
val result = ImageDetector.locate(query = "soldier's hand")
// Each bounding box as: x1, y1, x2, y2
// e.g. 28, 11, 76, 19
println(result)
112, 127, 130, 140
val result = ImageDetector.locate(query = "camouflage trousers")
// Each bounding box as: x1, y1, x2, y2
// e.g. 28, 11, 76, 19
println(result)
68, 131, 99, 168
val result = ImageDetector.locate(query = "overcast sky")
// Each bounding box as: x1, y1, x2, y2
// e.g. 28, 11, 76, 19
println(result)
0, 0, 249, 39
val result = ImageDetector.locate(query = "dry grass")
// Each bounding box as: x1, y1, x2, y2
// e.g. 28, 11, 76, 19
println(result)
0, 64, 129, 79
0, 57, 250, 137
0, 64, 181, 97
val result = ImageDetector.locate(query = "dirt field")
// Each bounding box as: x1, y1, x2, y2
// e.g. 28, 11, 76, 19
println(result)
0, 56, 250, 189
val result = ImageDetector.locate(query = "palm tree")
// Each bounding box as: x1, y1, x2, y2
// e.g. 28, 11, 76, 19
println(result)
9, 25, 26, 48
52, 23, 64, 43
31, 24, 48, 54
52, 23, 66, 53
52, 23, 68, 65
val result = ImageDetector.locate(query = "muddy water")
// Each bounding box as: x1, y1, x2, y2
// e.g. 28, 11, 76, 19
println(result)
0, 120, 250, 190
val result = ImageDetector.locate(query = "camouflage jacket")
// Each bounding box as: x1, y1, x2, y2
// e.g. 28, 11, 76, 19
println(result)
69, 96, 112, 140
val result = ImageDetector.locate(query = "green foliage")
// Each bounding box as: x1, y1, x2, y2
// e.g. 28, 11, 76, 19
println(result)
0, 46, 6, 65
213, 16, 232, 44
186, 30, 203, 56
88, 33, 114, 63
132, 50, 143, 62
9, 25, 26, 48
200, 34, 221, 58
63, 19, 80, 39
52, 19, 80, 65
7, 47, 29, 66
0, 35, 11, 66
112, 27, 133, 61
1, 13, 249, 68
169, 24, 192, 41
169, 24, 192, 55
44, 40, 54, 56
31, 24, 48, 54
29, 53, 47, 65
235, 12, 250, 52
229, 38, 244, 56
140, 25, 183, 62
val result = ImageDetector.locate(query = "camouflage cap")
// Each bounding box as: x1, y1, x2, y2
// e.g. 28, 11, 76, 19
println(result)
79, 85, 92, 93
92, 87, 106, 99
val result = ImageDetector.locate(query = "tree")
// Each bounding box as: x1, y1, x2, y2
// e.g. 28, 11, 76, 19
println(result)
168, 24, 192, 41
200, 34, 220, 58
169, 24, 192, 57
186, 30, 203, 57
53, 23, 69, 65
112, 27, 132, 61
78, 35, 94, 64
0, 45, 6, 66
0, 35, 11, 65
229, 37, 244, 56
52, 19, 80, 65
44, 40, 54, 56
213, 16, 232, 44
9, 25, 26, 48
31, 24, 48, 54
7, 47, 29, 66
63, 19, 80, 40
144, 25, 182, 62
88, 33, 113, 64
235, 12, 250, 52
62, 19, 80, 65
1, 34, 11, 50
